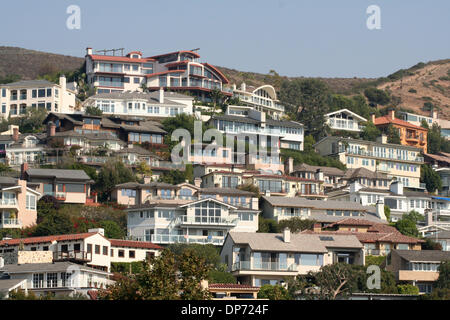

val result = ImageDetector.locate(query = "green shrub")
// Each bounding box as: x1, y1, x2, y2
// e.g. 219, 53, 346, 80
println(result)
397, 284, 419, 295
365, 255, 386, 267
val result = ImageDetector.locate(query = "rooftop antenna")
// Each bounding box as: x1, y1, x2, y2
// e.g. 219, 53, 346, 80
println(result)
191, 48, 200, 52
95, 48, 125, 56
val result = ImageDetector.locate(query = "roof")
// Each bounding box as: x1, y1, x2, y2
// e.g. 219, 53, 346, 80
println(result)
211, 114, 303, 129
0, 261, 110, 274
325, 108, 367, 122
208, 283, 260, 291
1, 80, 57, 88
25, 168, 91, 181
227, 232, 362, 253
329, 218, 375, 227
115, 181, 178, 190
314, 136, 422, 152
262, 196, 371, 211
0, 232, 98, 247
148, 50, 201, 59
198, 188, 254, 196
394, 249, 450, 262
291, 163, 345, 176
109, 239, 163, 250
88, 91, 191, 106
0, 279, 26, 292
343, 168, 390, 180
374, 115, 428, 131
87, 54, 155, 63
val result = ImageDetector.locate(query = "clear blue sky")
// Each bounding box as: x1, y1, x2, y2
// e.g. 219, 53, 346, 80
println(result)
1, 0, 449, 78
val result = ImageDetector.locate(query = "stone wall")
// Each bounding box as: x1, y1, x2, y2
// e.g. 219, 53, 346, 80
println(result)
1, 251, 53, 265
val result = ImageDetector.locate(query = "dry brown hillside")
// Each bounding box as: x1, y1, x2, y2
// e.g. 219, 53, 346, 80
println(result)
378, 59, 450, 120
0, 46, 84, 80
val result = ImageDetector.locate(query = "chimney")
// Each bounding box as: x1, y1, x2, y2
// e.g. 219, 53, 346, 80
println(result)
232, 84, 236, 91
375, 200, 387, 221
251, 197, 259, 210
21, 162, 29, 179
265, 190, 271, 197
0, 257, 4, 268
426, 211, 433, 226
159, 88, 164, 104
285, 157, 294, 174
315, 169, 324, 181
88, 228, 105, 236
431, 108, 438, 120
47, 121, 56, 137
350, 181, 362, 193
194, 177, 202, 188
388, 109, 395, 120
376, 134, 388, 144
241, 82, 246, 92
86, 47, 93, 55
389, 181, 403, 196
12, 127, 19, 142
143, 176, 152, 184
313, 223, 322, 233
370, 113, 376, 123
282, 228, 290, 243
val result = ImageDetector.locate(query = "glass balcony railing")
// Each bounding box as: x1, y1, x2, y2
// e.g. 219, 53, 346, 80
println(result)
343, 149, 424, 163
150, 234, 225, 245
0, 218, 21, 227
175, 215, 239, 226
232, 261, 298, 272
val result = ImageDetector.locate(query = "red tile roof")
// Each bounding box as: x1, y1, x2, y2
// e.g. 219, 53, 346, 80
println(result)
208, 283, 259, 290
109, 239, 163, 250
374, 116, 428, 131
87, 54, 155, 63
330, 218, 375, 227
0, 232, 98, 246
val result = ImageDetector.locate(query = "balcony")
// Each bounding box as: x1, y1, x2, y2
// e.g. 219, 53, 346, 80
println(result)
0, 218, 21, 228
175, 215, 239, 228
150, 234, 225, 245
0, 199, 18, 209
53, 250, 92, 263
398, 270, 439, 282
232, 261, 298, 272
344, 149, 424, 163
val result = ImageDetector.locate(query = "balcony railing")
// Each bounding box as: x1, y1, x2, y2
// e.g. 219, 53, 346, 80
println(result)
150, 234, 225, 245
0, 199, 18, 207
344, 149, 424, 163
0, 218, 21, 228
175, 215, 239, 227
53, 250, 92, 262
232, 261, 298, 272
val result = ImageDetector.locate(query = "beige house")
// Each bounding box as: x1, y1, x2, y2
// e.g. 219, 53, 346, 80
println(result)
220, 229, 364, 287
314, 136, 424, 188
0, 77, 77, 118
21, 165, 95, 205
386, 250, 450, 294
0, 177, 40, 229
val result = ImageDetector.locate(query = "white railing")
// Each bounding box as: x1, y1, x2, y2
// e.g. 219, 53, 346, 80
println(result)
0, 218, 21, 227
232, 261, 297, 272
0, 199, 17, 206
175, 215, 239, 227
150, 234, 225, 245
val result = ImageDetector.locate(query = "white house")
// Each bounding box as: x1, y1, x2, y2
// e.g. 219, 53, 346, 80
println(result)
325, 109, 367, 132
83, 89, 193, 118
0, 76, 77, 118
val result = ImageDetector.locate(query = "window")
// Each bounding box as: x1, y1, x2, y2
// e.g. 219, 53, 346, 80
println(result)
87, 244, 92, 253
118, 250, 125, 257
110, 249, 114, 257
65, 184, 85, 193
103, 246, 108, 256
26, 193, 36, 210
47, 273, 58, 288
33, 273, 44, 288
95, 245, 100, 254
61, 272, 71, 287
129, 250, 135, 258
134, 77, 140, 84
38, 89, 46, 98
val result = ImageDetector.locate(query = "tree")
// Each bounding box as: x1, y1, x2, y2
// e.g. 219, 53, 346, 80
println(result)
422, 238, 443, 251
386, 124, 401, 144
395, 217, 419, 238
37, 195, 61, 223
384, 205, 391, 222
279, 79, 330, 141
85, 105, 103, 116
427, 123, 450, 154
258, 216, 280, 233
99, 220, 125, 239
99, 249, 211, 300
278, 218, 316, 233
361, 121, 381, 142
237, 183, 260, 198
33, 210, 73, 236
208, 269, 236, 284
421, 164, 442, 193
9, 107, 47, 133
258, 284, 291, 300
436, 261, 450, 289
303, 135, 316, 153
95, 160, 137, 202
210, 88, 225, 111
363, 87, 391, 106
167, 243, 221, 268
397, 284, 419, 295
135, 161, 152, 177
